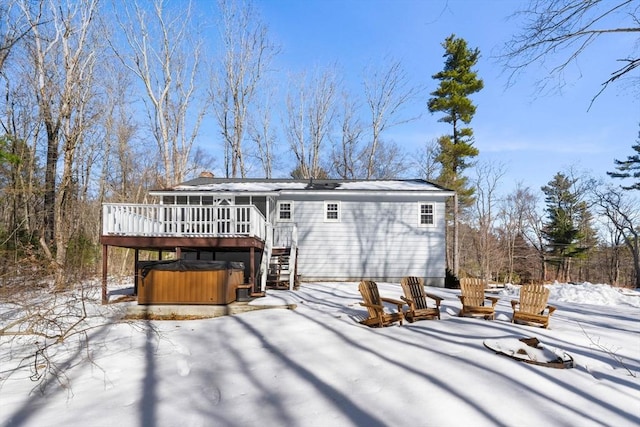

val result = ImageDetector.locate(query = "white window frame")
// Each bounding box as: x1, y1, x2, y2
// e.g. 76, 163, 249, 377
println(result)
324, 201, 341, 222
277, 200, 294, 222
418, 202, 435, 227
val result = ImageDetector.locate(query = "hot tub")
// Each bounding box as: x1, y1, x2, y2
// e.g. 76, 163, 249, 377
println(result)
137, 260, 245, 305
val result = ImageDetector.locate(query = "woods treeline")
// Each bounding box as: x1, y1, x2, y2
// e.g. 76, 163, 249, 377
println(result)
457, 165, 639, 288
0, 0, 638, 291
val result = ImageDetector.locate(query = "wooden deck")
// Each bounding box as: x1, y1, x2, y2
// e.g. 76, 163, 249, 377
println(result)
101, 203, 269, 304
100, 235, 265, 251
102, 203, 267, 240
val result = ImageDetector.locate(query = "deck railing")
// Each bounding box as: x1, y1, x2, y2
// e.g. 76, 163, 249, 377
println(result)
273, 224, 297, 247
102, 203, 267, 240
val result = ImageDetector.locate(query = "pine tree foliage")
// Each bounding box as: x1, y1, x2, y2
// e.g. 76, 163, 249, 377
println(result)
608, 127, 640, 190
428, 35, 484, 138
428, 34, 483, 205
435, 135, 477, 202
541, 172, 594, 281
0, 135, 21, 166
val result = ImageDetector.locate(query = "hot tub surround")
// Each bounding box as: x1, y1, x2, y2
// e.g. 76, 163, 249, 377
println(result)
137, 260, 245, 305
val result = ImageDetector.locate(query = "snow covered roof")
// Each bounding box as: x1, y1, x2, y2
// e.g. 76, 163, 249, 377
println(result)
152, 178, 454, 195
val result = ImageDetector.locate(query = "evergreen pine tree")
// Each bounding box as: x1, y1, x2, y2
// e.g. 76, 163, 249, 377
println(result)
541, 173, 592, 282
428, 34, 484, 204
428, 34, 483, 276
607, 126, 640, 190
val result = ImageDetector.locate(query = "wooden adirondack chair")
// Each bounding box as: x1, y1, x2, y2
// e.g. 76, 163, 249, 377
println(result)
358, 280, 405, 327
511, 284, 556, 328
458, 278, 499, 320
400, 276, 443, 322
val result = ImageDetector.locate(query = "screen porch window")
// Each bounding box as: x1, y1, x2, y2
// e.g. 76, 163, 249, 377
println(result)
278, 201, 293, 221
419, 203, 434, 226
325, 201, 340, 222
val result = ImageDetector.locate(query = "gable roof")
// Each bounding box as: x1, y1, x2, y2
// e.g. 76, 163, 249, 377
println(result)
150, 178, 455, 197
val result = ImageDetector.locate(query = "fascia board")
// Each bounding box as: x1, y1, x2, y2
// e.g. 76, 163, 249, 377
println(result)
277, 189, 456, 198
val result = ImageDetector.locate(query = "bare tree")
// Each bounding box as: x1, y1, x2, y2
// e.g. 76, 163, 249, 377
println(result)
18, 0, 102, 288
498, 183, 540, 283
363, 58, 421, 179
470, 162, 506, 281
597, 211, 626, 286
0, 0, 32, 73
0, 22, 39, 241
501, 0, 640, 101
330, 92, 364, 179
114, 0, 206, 187
212, 0, 277, 178
366, 140, 408, 179
415, 139, 441, 181
592, 184, 640, 288
285, 69, 338, 179
496, 184, 549, 283
97, 58, 146, 203
247, 85, 278, 178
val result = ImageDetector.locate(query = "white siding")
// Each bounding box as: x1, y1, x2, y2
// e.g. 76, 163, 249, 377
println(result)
288, 194, 447, 286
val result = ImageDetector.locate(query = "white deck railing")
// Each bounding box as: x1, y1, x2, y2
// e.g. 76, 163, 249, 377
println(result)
273, 224, 297, 247
102, 203, 267, 240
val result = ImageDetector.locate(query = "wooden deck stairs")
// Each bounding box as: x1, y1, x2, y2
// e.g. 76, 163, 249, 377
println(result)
266, 247, 298, 290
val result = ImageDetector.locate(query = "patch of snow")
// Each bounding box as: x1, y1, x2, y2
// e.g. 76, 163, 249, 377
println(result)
174, 181, 307, 192
1, 281, 639, 427
499, 282, 640, 308
172, 180, 447, 193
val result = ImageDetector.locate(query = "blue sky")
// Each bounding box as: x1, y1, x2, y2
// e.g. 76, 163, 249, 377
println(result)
248, 0, 639, 194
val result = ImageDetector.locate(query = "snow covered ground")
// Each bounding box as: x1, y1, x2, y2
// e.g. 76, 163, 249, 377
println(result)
1, 281, 639, 427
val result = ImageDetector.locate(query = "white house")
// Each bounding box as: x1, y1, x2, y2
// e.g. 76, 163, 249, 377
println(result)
100, 177, 454, 303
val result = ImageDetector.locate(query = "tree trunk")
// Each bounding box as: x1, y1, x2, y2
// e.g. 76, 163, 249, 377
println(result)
453, 193, 459, 277
42, 113, 59, 248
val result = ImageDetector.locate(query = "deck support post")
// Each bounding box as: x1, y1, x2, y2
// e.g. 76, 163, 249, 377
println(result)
102, 245, 108, 305
134, 249, 139, 296
175, 247, 182, 259
249, 246, 255, 288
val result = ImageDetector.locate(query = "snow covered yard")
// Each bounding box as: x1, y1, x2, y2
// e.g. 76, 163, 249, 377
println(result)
1, 281, 639, 427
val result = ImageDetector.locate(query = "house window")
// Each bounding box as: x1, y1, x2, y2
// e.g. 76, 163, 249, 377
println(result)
277, 201, 293, 222
325, 201, 340, 222
419, 203, 434, 226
